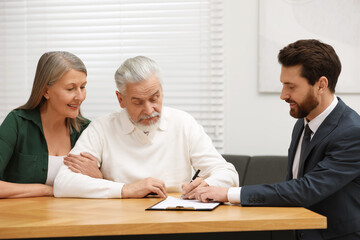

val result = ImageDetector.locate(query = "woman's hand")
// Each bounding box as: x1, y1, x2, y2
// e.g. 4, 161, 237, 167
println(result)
64, 152, 103, 179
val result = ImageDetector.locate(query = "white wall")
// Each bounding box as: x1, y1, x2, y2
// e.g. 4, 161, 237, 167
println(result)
223, 0, 360, 156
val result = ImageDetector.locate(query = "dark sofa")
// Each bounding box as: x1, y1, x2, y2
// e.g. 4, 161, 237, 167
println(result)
222, 155, 288, 186
222, 155, 296, 240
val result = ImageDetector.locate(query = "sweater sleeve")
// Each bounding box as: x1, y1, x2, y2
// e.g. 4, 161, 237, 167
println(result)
54, 165, 123, 198
53, 121, 124, 198
187, 115, 239, 188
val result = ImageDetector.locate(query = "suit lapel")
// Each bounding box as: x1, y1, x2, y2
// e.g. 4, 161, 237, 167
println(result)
288, 119, 304, 179
301, 98, 346, 174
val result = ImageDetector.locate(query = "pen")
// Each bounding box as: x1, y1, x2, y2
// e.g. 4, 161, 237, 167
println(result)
181, 169, 201, 199
191, 169, 201, 182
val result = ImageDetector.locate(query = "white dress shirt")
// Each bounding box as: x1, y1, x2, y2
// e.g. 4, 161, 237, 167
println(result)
54, 106, 239, 198
227, 95, 338, 204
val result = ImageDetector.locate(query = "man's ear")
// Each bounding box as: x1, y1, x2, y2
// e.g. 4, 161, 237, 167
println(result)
317, 76, 328, 94
116, 91, 126, 108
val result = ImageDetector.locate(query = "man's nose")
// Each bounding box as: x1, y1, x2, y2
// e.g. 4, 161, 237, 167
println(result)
280, 87, 288, 100
143, 101, 154, 115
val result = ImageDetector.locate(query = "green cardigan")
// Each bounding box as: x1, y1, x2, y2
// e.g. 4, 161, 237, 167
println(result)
0, 108, 90, 183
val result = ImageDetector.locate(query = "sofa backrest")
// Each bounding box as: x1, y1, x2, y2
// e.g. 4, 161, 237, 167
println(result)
243, 156, 288, 186
222, 155, 295, 240
222, 155, 250, 185
223, 155, 288, 186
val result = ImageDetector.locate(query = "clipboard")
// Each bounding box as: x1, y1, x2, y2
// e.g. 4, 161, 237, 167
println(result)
146, 196, 220, 211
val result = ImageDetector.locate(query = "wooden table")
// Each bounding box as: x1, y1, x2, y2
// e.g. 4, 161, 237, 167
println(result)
0, 194, 326, 239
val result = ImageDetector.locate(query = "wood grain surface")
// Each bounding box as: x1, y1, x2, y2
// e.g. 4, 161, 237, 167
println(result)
0, 193, 326, 239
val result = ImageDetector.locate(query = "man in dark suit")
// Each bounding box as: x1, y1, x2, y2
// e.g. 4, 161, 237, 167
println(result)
190, 39, 360, 240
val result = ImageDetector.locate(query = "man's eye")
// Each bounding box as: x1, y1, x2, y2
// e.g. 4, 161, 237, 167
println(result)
285, 85, 294, 90
150, 96, 159, 102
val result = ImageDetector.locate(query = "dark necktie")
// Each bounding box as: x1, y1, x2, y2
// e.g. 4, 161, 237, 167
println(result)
298, 124, 312, 178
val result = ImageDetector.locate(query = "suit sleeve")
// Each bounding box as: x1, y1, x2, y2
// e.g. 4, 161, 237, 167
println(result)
241, 126, 360, 207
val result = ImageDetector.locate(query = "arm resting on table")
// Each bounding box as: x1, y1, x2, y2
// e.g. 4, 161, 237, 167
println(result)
54, 165, 123, 198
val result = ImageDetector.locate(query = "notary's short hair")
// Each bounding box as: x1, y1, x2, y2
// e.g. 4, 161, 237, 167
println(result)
278, 39, 341, 93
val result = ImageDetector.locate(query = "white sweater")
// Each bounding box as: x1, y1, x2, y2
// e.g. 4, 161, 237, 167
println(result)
54, 106, 239, 198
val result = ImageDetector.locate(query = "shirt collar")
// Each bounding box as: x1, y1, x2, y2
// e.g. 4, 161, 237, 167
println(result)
305, 95, 338, 134
17, 107, 43, 129
119, 109, 136, 134
119, 107, 168, 134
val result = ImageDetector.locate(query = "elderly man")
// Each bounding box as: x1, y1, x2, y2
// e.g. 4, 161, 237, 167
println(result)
54, 56, 238, 198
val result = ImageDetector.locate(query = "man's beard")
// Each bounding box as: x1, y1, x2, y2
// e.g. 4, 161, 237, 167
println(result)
126, 110, 161, 133
287, 91, 319, 119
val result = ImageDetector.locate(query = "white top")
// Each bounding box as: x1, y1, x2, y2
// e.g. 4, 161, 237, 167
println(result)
228, 95, 338, 204
54, 106, 239, 198
45, 155, 65, 186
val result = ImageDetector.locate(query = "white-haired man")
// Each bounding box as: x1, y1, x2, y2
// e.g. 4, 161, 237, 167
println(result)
54, 56, 238, 198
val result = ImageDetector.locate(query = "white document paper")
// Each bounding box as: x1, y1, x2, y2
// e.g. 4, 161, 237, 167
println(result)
147, 196, 220, 211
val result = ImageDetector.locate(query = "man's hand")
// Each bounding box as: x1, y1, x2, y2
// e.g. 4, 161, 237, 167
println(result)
181, 177, 209, 199
194, 186, 229, 203
121, 177, 167, 199
64, 153, 103, 179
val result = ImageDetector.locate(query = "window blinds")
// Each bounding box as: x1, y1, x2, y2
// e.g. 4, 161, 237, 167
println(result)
0, 0, 225, 151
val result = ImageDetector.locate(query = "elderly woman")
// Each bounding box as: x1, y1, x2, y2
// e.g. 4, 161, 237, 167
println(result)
0, 51, 100, 198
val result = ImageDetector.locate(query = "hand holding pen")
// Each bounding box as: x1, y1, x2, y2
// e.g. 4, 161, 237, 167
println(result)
191, 169, 201, 182
181, 169, 209, 199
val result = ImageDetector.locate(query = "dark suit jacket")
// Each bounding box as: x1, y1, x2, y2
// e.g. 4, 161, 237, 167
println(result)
241, 98, 360, 239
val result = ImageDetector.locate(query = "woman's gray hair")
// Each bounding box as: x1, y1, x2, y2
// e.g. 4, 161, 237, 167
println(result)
114, 56, 162, 95
17, 51, 87, 132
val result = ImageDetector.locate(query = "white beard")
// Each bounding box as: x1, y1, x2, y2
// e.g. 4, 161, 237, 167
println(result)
125, 109, 161, 134
134, 118, 160, 134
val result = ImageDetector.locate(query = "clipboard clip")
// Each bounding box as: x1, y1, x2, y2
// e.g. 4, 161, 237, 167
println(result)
166, 206, 195, 210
